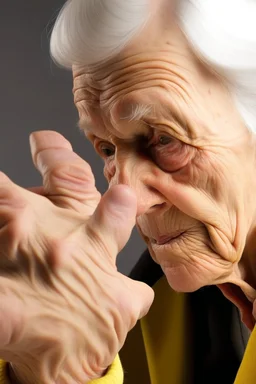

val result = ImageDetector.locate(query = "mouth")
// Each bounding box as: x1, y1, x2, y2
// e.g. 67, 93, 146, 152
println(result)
150, 231, 186, 246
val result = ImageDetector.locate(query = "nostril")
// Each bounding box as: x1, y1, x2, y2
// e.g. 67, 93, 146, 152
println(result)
136, 203, 166, 217
153, 203, 166, 208
150, 202, 167, 212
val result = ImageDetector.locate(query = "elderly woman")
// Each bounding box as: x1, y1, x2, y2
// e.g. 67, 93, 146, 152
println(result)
1, 0, 256, 383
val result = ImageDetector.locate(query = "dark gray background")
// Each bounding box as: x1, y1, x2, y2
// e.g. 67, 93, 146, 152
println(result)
0, 0, 146, 274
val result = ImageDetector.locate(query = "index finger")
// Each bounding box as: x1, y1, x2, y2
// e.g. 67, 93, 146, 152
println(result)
29, 130, 100, 214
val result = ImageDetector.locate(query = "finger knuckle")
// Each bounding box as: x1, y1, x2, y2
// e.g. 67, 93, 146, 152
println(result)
44, 163, 95, 199
46, 238, 71, 268
112, 287, 139, 329
47, 162, 92, 183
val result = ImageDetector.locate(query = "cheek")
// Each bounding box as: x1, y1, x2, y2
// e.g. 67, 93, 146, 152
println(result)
158, 151, 237, 239
103, 158, 115, 183
179, 150, 237, 206
151, 151, 217, 218
171, 149, 215, 193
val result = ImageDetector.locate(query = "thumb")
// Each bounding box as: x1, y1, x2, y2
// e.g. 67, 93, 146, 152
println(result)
88, 185, 137, 261
30, 130, 100, 214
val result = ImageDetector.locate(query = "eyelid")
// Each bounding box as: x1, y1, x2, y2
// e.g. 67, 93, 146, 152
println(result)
143, 126, 158, 147
147, 130, 173, 147
94, 136, 113, 146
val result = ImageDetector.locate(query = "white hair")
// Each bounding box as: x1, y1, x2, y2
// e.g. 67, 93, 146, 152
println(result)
50, 0, 149, 68
50, 0, 256, 133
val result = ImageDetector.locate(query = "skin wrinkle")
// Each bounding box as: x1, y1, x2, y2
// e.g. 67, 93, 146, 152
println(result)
75, 69, 225, 147
73, 17, 256, 328
103, 73, 192, 112
114, 94, 193, 142
74, 55, 196, 110
74, 67, 204, 143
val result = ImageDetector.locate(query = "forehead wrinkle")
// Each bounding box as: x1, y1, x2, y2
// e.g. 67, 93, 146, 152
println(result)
78, 117, 106, 139
78, 114, 121, 142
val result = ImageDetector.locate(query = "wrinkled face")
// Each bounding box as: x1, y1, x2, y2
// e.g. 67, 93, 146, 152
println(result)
73, 20, 256, 292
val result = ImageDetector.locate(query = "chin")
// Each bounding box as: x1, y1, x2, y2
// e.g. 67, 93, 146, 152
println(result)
146, 235, 221, 292
147, 243, 208, 292
162, 264, 206, 292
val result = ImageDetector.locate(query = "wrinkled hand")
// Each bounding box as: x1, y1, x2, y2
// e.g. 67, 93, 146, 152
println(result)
0, 131, 154, 384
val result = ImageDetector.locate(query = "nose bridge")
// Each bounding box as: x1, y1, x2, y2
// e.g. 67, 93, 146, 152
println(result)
116, 154, 136, 186
111, 153, 158, 216
111, 153, 139, 189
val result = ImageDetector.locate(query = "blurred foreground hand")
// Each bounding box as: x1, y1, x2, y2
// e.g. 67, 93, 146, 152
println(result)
0, 131, 154, 384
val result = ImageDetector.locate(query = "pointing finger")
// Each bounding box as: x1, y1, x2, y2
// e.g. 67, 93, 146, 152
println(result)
30, 131, 100, 214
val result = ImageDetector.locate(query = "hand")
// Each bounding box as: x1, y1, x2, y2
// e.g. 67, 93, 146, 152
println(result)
0, 131, 154, 384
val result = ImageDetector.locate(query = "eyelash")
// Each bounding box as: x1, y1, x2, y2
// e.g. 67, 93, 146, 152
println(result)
97, 142, 115, 158
96, 133, 174, 159
147, 133, 174, 148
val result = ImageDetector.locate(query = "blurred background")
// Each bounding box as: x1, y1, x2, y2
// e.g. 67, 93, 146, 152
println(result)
0, 0, 146, 274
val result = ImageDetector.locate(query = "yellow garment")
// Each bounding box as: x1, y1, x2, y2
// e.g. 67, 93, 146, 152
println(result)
120, 277, 256, 383
234, 326, 256, 383
0, 355, 123, 384
120, 276, 190, 383
140, 277, 188, 383
0, 362, 9, 384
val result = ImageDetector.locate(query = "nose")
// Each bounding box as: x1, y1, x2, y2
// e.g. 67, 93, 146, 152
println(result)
109, 154, 165, 217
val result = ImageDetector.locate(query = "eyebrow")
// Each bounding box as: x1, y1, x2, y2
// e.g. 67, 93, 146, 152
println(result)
78, 102, 153, 135
119, 103, 153, 122
77, 118, 96, 136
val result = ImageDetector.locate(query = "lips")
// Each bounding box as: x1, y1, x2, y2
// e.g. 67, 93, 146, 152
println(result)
151, 231, 185, 245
